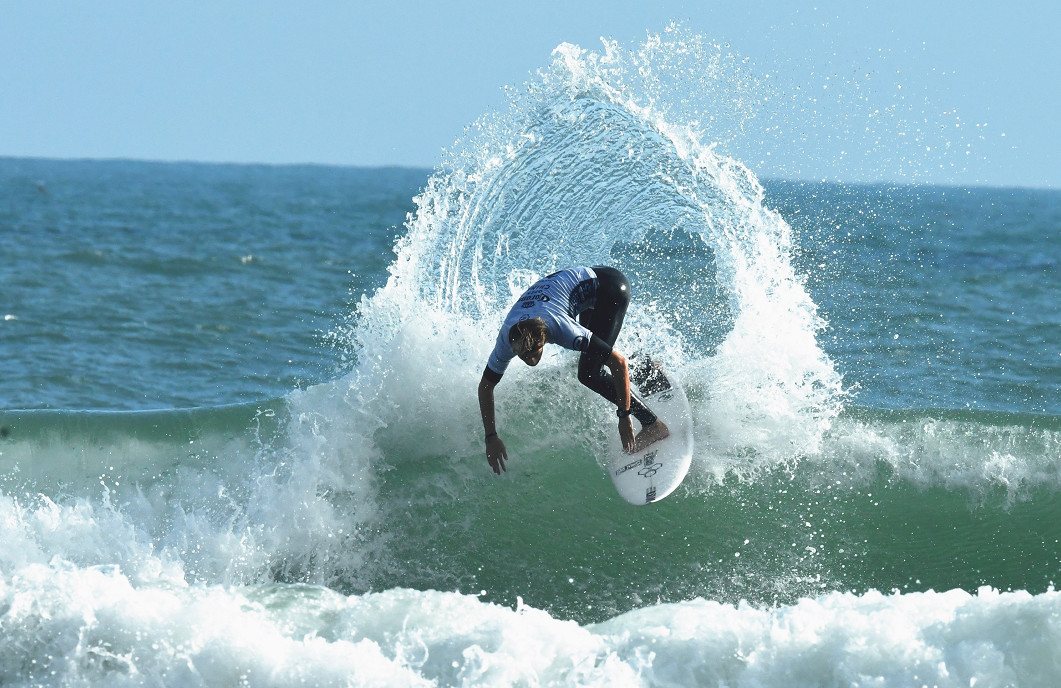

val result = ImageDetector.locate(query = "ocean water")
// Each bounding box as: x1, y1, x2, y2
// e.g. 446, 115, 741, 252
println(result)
3, 30, 1061, 688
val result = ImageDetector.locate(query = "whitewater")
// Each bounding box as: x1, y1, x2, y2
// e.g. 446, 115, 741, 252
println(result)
3, 26, 1061, 687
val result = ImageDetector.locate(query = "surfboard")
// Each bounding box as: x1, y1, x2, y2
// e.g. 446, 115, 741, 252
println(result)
605, 356, 694, 505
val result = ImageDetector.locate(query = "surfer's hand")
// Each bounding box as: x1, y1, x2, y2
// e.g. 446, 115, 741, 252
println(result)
486, 435, 508, 474
618, 416, 636, 453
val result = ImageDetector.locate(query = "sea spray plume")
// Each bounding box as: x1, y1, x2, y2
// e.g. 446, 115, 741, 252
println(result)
383, 31, 747, 323
694, 166, 846, 474
339, 28, 844, 489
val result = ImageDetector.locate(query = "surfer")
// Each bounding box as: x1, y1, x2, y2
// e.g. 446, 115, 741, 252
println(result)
477, 266, 669, 475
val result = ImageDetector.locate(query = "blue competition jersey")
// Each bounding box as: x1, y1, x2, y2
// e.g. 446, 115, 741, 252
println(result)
486, 267, 600, 378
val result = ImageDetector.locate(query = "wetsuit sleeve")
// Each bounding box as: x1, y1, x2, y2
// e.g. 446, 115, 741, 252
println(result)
482, 365, 503, 384
586, 333, 612, 360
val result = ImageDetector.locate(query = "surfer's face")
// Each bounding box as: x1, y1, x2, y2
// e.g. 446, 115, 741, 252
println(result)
518, 343, 544, 367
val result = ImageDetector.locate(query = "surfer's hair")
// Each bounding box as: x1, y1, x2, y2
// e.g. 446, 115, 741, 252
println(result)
509, 318, 548, 356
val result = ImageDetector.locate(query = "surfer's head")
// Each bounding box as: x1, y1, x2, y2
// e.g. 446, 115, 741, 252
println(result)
510, 318, 547, 366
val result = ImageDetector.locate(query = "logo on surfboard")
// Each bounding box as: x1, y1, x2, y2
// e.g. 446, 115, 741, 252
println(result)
614, 451, 662, 478
638, 451, 662, 477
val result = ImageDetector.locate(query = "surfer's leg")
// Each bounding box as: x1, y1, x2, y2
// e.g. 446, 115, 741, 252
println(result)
577, 348, 657, 424
578, 267, 658, 426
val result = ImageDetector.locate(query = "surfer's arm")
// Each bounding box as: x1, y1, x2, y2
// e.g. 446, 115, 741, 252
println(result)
478, 368, 508, 475
604, 350, 636, 452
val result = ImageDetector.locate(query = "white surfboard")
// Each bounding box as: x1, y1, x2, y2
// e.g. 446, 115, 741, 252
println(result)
606, 356, 694, 505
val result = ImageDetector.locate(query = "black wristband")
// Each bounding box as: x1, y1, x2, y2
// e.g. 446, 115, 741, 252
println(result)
616, 408, 632, 418
485, 432, 498, 441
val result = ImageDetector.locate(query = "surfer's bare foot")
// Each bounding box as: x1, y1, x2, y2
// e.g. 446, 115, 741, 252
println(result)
631, 420, 669, 453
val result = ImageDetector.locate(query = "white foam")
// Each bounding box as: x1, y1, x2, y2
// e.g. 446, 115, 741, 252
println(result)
596, 586, 1061, 687
2, 567, 1058, 687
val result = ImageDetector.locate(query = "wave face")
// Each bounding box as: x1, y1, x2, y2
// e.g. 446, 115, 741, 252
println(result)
3, 26, 1061, 688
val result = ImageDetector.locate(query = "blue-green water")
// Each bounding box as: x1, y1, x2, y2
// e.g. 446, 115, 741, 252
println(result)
2, 36, 1061, 688
2, 160, 422, 409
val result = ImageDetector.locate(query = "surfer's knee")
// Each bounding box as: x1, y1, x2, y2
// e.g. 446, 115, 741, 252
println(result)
593, 266, 630, 308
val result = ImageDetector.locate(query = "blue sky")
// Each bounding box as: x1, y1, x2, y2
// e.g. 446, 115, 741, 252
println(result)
2, 1, 1057, 188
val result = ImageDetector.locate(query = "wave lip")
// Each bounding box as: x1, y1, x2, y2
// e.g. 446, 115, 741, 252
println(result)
0, 403, 280, 489
812, 407, 1061, 499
